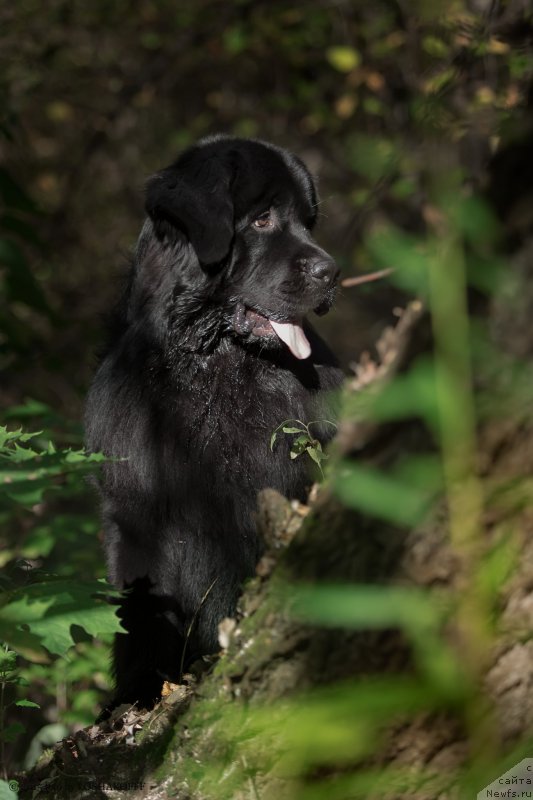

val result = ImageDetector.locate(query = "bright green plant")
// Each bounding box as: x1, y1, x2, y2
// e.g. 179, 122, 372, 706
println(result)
270, 419, 337, 476
0, 425, 122, 777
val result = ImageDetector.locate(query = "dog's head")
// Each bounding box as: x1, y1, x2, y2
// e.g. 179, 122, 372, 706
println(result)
144, 135, 339, 360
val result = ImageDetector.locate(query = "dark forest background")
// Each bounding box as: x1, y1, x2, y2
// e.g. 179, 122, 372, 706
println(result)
6, 0, 528, 412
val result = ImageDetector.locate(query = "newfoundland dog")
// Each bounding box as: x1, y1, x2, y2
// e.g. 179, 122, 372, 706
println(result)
85, 134, 344, 714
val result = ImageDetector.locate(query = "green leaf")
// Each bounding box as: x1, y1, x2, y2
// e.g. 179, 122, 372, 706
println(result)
0, 579, 123, 656
333, 461, 437, 526
0, 649, 17, 671
282, 426, 305, 434
3, 399, 53, 419
306, 447, 323, 467
326, 46, 361, 72
422, 35, 450, 58
0, 426, 40, 449
19, 524, 56, 559
223, 25, 247, 55
290, 585, 461, 693
273, 677, 449, 766
0, 428, 106, 509
271, 419, 307, 450
0, 624, 44, 658
2, 478, 52, 507
390, 176, 417, 199
21, 514, 99, 562
15, 699, 40, 709
448, 195, 501, 247
344, 358, 439, 431
293, 435, 309, 446
291, 584, 440, 633
478, 534, 519, 598
424, 67, 457, 95
11, 442, 38, 460
509, 52, 532, 79
365, 225, 429, 295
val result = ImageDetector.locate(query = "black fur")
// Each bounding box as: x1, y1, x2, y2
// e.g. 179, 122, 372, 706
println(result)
85, 135, 343, 713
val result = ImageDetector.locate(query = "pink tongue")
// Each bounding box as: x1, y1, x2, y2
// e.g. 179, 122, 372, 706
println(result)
269, 320, 311, 360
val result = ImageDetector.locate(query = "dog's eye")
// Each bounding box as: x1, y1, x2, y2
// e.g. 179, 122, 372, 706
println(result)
252, 211, 273, 229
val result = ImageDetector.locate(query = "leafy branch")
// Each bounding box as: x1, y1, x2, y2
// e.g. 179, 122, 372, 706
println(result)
270, 419, 337, 476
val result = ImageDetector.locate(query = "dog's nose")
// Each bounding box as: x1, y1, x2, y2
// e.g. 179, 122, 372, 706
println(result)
305, 258, 339, 285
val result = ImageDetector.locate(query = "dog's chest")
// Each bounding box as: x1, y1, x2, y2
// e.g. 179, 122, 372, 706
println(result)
179, 351, 317, 432
170, 350, 324, 496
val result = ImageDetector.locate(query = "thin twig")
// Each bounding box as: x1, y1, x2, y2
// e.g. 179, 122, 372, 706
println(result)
179, 577, 218, 681
341, 268, 394, 288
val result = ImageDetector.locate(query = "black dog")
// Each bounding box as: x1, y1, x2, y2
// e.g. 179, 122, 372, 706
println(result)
85, 135, 343, 713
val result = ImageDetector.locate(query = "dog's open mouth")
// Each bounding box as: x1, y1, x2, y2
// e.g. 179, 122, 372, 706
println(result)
233, 306, 311, 360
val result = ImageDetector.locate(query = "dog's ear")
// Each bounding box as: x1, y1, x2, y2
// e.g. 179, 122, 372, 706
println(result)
145, 149, 236, 266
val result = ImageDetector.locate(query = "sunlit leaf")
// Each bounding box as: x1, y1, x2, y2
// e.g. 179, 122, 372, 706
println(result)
0, 579, 123, 656
326, 46, 361, 72
15, 699, 40, 708
422, 36, 450, 57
